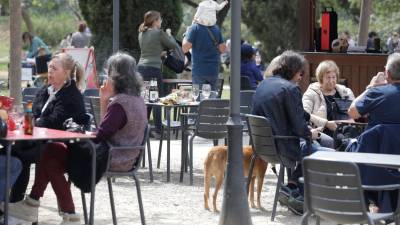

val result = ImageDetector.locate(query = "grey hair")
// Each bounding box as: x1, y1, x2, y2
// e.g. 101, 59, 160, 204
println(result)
386, 53, 400, 80
106, 52, 143, 96
272, 50, 307, 81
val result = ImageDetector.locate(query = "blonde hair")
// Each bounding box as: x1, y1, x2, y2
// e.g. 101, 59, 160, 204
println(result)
264, 55, 281, 79
51, 53, 85, 91
138, 11, 161, 33
315, 60, 339, 83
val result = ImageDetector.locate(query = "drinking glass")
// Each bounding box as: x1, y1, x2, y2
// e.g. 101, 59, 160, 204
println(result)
9, 104, 24, 129
192, 84, 200, 102
201, 84, 211, 99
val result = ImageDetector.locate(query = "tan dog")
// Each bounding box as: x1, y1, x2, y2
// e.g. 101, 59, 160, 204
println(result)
203, 145, 268, 212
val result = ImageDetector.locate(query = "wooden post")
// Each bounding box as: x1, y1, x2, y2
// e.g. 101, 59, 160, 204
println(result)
9, 0, 22, 105
298, 0, 315, 51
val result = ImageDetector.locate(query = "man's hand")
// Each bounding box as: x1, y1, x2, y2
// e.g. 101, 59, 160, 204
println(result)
325, 121, 337, 131
367, 72, 387, 89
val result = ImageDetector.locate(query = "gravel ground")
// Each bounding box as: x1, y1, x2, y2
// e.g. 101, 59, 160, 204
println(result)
14, 135, 335, 225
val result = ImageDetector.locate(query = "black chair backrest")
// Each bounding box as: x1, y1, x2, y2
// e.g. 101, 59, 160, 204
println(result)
88, 96, 101, 128
195, 99, 229, 140
246, 114, 281, 164
22, 87, 40, 103
83, 89, 99, 115
83, 88, 99, 97
240, 90, 255, 115
35, 54, 52, 74
303, 158, 368, 224
240, 76, 253, 90
131, 124, 150, 172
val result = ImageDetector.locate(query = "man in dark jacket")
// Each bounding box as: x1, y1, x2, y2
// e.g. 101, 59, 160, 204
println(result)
252, 50, 322, 215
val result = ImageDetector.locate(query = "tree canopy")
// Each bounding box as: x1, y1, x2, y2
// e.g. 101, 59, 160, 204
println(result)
79, 0, 182, 68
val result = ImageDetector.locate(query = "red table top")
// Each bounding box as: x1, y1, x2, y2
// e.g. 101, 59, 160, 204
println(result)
2, 127, 95, 141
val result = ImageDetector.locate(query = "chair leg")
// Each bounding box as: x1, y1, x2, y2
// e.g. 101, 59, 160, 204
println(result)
157, 126, 164, 169
141, 144, 146, 168
316, 216, 320, 225
81, 191, 88, 225
107, 177, 118, 225
271, 166, 285, 221
246, 154, 256, 195
190, 136, 195, 185
133, 174, 146, 225
213, 139, 218, 146
146, 138, 153, 182
299, 211, 311, 225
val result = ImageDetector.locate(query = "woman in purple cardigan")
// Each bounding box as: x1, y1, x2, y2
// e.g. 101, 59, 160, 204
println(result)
7, 52, 147, 225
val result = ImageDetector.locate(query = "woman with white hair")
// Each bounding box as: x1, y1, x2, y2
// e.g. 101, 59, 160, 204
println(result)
302, 60, 355, 147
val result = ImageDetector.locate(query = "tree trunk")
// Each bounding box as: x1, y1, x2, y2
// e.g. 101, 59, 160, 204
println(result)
21, 3, 34, 35
358, 0, 371, 46
9, 0, 22, 105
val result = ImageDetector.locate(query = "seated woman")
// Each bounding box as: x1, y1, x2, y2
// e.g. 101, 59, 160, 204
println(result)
8, 52, 147, 225
240, 43, 263, 89
302, 60, 355, 148
6, 52, 88, 224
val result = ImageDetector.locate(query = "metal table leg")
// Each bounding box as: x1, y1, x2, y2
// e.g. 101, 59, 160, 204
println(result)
166, 108, 171, 182
88, 140, 96, 225
4, 141, 11, 225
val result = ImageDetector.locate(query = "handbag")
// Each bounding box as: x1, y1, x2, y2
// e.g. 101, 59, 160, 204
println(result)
332, 97, 352, 120
163, 50, 185, 73
63, 118, 85, 133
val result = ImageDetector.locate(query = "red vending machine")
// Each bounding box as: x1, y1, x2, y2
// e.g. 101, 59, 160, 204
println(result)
320, 7, 337, 51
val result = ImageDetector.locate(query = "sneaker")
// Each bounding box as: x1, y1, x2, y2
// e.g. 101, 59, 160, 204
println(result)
149, 130, 161, 139
60, 213, 80, 225
277, 185, 291, 207
287, 190, 304, 216
4, 196, 39, 222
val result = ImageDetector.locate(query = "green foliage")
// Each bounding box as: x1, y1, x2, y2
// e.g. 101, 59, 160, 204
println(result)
26, 12, 76, 48
79, 0, 183, 68
242, 0, 299, 61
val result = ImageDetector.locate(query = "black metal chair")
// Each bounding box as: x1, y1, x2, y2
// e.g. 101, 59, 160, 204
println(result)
87, 96, 153, 182
22, 87, 40, 103
87, 96, 101, 129
240, 90, 255, 136
83, 125, 150, 225
246, 114, 300, 221
83, 89, 99, 120
301, 158, 400, 225
180, 99, 230, 185
216, 78, 224, 98
240, 76, 253, 90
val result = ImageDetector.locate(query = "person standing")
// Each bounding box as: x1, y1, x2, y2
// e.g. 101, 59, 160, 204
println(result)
71, 22, 91, 48
182, 14, 226, 90
137, 10, 176, 137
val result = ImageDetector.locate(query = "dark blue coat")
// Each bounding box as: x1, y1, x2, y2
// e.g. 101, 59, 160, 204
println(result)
252, 75, 310, 167
356, 124, 400, 212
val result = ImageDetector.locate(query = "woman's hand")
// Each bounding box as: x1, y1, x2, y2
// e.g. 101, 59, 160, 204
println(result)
100, 79, 114, 103
310, 128, 321, 140
325, 121, 337, 131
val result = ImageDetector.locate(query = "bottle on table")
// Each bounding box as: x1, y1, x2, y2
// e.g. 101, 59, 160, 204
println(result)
149, 78, 159, 103
23, 100, 34, 135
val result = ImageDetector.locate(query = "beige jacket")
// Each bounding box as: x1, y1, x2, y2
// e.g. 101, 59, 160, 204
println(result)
302, 82, 355, 128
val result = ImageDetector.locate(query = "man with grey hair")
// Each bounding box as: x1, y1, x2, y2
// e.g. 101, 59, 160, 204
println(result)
348, 53, 400, 130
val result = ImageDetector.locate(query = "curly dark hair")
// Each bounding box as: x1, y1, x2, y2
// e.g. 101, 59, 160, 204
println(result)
106, 52, 143, 96
272, 50, 307, 81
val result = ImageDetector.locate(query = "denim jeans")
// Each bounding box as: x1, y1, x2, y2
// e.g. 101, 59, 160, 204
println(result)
0, 156, 22, 202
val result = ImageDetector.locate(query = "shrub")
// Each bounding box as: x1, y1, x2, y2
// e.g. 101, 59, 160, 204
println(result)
27, 13, 77, 50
